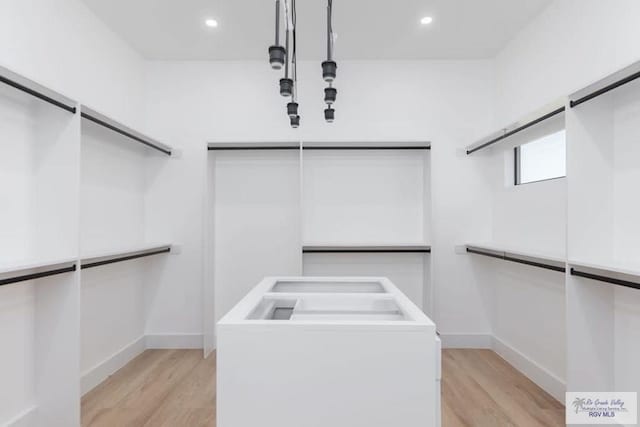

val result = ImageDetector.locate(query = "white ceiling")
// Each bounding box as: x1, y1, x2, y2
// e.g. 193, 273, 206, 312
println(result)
83, 0, 551, 60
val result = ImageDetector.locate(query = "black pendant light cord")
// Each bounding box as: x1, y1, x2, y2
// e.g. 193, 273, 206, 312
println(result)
292, 0, 297, 101
275, 0, 280, 45
327, 0, 333, 61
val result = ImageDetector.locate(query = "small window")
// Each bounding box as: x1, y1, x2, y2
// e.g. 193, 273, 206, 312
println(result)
515, 130, 566, 185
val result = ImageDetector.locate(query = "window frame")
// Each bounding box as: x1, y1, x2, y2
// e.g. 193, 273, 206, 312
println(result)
513, 134, 567, 186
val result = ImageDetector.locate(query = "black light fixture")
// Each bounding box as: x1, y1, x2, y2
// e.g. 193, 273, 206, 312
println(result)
287, 102, 298, 118
324, 106, 335, 123
268, 0, 286, 70
289, 0, 301, 128
324, 86, 337, 104
268, 0, 339, 127
279, 20, 293, 97
322, 0, 337, 82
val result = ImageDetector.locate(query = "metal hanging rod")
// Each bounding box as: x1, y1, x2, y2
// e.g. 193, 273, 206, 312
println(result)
304, 145, 431, 151
81, 106, 172, 156
208, 142, 299, 151
570, 268, 640, 291
0, 264, 77, 287
0, 65, 77, 113
81, 247, 171, 270
208, 142, 431, 151
466, 247, 565, 273
466, 106, 565, 155
570, 66, 640, 108
303, 245, 431, 254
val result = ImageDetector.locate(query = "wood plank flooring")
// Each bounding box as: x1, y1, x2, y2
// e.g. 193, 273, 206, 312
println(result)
82, 349, 565, 427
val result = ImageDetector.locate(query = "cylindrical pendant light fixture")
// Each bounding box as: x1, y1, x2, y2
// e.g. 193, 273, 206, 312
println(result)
324, 86, 337, 104
322, 0, 337, 82
287, 102, 298, 118
279, 17, 293, 96
324, 106, 335, 122
268, 0, 286, 69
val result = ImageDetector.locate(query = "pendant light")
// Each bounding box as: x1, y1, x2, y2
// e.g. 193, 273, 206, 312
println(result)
324, 85, 337, 104
268, 0, 340, 128
321, 0, 337, 82
289, 0, 300, 128
279, 30, 293, 96
268, 0, 286, 70
324, 106, 335, 123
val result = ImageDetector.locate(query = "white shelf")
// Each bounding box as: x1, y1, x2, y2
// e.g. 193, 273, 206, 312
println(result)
303, 244, 431, 253
80, 243, 172, 269
302, 140, 431, 150
466, 242, 565, 263
465, 242, 566, 272
569, 259, 640, 280
0, 63, 77, 113
81, 105, 173, 156
208, 141, 300, 150
0, 255, 77, 277
570, 59, 640, 107
466, 99, 565, 155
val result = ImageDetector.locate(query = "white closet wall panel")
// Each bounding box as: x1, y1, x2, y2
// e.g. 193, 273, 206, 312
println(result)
612, 84, 640, 263
0, 285, 36, 422
491, 263, 566, 384
0, 89, 79, 262
79, 119, 158, 393
303, 253, 429, 310
80, 263, 145, 375
303, 150, 428, 244
492, 179, 566, 255
213, 151, 301, 323
615, 288, 640, 400
80, 122, 147, 253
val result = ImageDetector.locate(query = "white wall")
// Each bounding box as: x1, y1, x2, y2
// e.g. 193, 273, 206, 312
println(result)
495, 0, 640, 124
144, 60, 495, 342
0, 0, 146, 126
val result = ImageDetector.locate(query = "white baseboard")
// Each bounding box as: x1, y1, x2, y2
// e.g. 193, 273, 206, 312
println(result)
145, 333, 203, 349
439, 333, 492, 349
81, 335, 146, 395
492, 336, 566, 402
6, 406, 37, 427
80, 333, 203, 396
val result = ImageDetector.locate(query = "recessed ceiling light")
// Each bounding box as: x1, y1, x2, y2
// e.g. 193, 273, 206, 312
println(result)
420, 16, 433, 25
205, 18, 218, 28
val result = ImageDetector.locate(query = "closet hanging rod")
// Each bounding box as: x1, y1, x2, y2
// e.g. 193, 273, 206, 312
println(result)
466, 106, 565, 155
81, 106, 172, 156
0, 65, 77, 113
81, 246, 171, 270
303, 145, 431, 150
570, 66, 640, 108
303, 245, 431, 254
570, 268, 640, 290
0, 264, 77, 287
207, 142, 431, 151
466, 247, 565, 273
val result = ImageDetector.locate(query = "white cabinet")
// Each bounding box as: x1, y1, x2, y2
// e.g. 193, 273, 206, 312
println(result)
217, 276, 440, 427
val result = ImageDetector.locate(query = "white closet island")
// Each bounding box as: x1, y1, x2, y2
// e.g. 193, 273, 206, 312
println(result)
217, 276, 440, 427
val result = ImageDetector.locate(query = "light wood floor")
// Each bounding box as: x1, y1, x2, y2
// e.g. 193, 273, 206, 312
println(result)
82, 349, 565, 427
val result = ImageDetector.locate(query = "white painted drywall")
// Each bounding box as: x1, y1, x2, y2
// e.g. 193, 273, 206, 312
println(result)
143, 60, 495, 343
494, 0, 640, 124
0, 0, 146, 126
